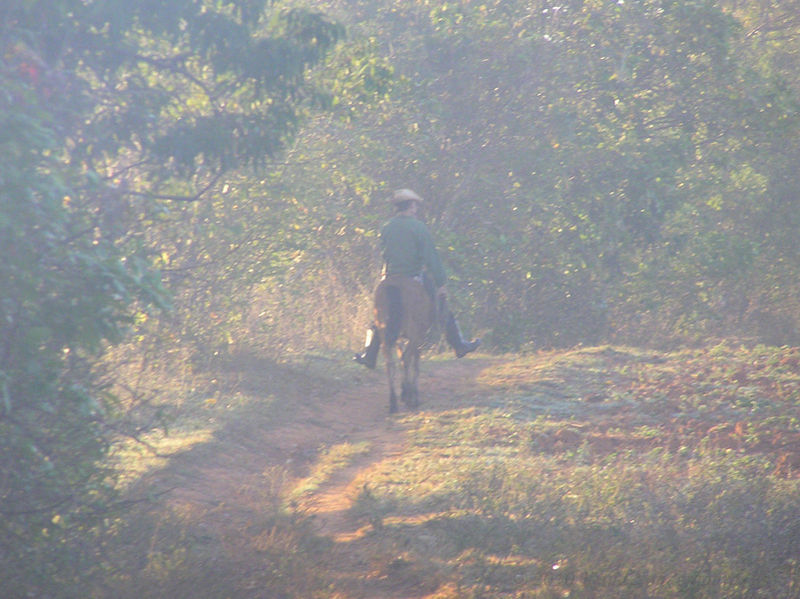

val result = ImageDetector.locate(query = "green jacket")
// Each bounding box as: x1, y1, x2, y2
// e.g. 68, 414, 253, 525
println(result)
380, 214, 447, 287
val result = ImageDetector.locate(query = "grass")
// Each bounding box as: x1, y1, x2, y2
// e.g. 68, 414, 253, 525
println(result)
344, 343, 800, 598
289, 440, 372, 502
96, 342, 800, 598
92, 351, 352, 599
112, 430, 215, 489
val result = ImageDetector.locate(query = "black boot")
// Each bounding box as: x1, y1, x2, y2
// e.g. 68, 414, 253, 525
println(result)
354, 325, 380, 369
445, 314, 480, 358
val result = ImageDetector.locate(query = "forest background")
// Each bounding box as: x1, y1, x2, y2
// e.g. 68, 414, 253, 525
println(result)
2, 0, 800, 595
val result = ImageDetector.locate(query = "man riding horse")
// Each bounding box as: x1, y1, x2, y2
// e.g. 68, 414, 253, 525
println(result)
354, 188, 480, 368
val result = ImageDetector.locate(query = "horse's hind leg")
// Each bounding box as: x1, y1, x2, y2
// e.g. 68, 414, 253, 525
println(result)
411, 348, 420, 407
401, 379, 415, 408
384, 342, 400, 413
401, 346, 420, 409
410, 348, 420, 407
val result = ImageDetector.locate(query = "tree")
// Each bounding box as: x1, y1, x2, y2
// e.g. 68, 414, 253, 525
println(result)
0, 1, 341, 594
255, 0, 800, 349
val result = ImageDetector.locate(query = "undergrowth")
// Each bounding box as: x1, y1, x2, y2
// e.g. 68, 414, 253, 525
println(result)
90, 351, 348, 599
94, 342, 800, 598
348, 343, 800, 598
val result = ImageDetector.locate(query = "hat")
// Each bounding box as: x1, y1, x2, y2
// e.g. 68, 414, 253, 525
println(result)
391, 188, 423, 203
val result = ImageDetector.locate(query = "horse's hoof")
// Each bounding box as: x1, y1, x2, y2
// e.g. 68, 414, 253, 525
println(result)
401, 387, 419, 410
400, 384, 412, 407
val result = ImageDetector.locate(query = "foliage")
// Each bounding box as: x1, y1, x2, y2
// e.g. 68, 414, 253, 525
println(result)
211, 0, 800, 352
0, 0, 341, 594
1, 42, 164, 595
91, 0, 800, 355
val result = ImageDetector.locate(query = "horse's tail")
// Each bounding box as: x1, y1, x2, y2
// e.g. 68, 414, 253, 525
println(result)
385, 284, 403, 346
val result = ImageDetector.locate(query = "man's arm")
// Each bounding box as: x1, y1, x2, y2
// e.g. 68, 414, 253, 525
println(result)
419, 223, 447, 288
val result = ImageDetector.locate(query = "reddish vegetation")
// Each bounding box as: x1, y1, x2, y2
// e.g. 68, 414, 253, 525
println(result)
131, 346, 798, 597
522, 346, 800, 478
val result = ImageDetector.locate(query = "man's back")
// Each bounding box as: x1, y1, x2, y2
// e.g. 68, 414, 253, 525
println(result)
380, 214, 446, 287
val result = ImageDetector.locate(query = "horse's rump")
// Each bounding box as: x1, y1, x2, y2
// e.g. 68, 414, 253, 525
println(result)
374, 275, 434, 345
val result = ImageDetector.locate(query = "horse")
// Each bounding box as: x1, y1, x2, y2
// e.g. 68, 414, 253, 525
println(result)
373, 275, 435, 414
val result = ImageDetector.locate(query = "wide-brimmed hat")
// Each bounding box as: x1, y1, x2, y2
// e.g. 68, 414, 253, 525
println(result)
391, 188, 423, 203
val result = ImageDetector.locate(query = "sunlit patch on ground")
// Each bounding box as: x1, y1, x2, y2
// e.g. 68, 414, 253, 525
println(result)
101, 346, 800, 598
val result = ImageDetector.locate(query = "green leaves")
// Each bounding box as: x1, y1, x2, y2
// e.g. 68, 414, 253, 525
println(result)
227, 0, 800, 352
1, 0, 342, 594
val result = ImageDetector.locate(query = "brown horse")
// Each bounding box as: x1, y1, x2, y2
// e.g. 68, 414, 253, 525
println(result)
374, 275, 435, 413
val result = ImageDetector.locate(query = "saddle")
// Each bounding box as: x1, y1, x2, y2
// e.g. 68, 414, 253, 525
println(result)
375, 275, 434, 346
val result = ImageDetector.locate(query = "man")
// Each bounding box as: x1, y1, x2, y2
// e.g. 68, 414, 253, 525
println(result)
354, 188, 480, 368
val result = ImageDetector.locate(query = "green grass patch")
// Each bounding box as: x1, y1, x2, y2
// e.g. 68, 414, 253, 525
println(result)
352, 344, 800, 598
95, 351, 350, 599
96, 344, 800, 598
289, 440, 372, 501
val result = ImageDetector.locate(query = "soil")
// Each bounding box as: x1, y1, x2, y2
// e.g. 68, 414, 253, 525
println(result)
126, 345, 800, 597
147, 356, 494, 599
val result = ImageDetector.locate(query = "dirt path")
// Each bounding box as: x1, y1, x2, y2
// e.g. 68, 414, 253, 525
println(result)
296, 358, 492, 599
296, 359, 486, 537
152, 356, 494, 598
122, 345, 800, 598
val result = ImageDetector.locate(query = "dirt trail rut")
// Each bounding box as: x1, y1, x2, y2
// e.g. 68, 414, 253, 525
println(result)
154, 356, 493, 598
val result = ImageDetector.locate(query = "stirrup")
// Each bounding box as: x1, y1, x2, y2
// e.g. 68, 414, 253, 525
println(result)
455, 338, 480, 358
354, 352, 377, 369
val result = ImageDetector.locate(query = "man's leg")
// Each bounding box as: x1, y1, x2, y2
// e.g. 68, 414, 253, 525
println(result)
354, 324, 380, 368
441, 299, 480, 358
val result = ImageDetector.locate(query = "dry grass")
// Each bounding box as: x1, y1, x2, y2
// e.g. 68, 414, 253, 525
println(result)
95, 343, 800, 598
334, 343, 800, 598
